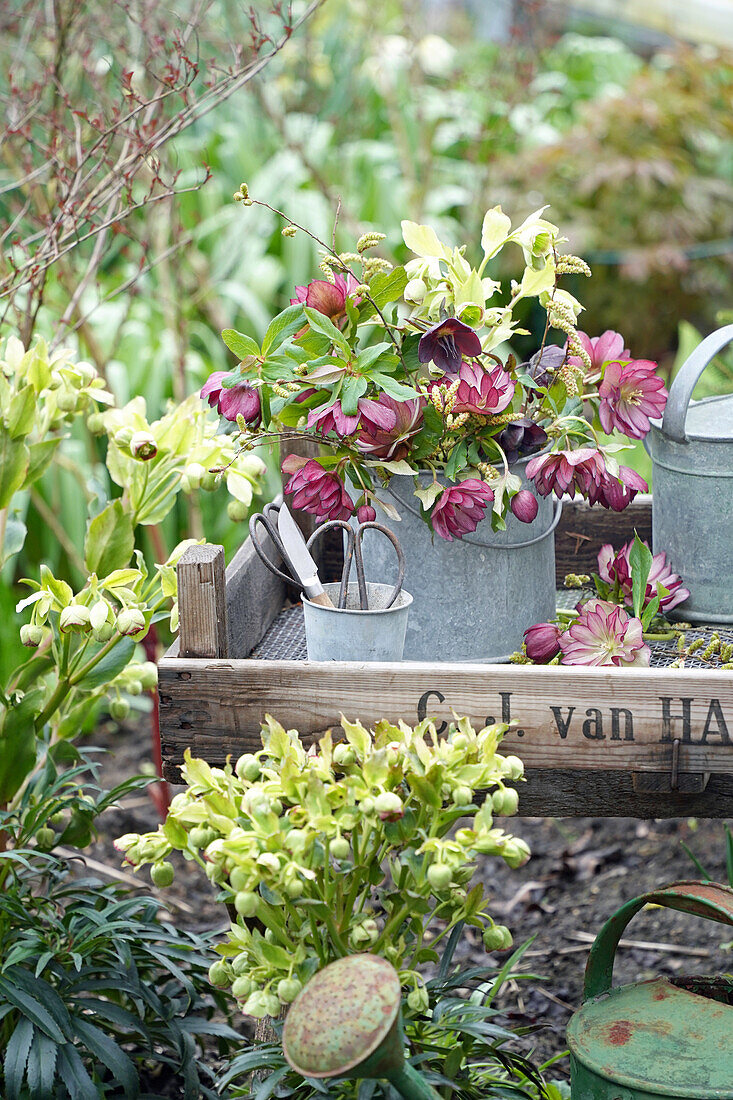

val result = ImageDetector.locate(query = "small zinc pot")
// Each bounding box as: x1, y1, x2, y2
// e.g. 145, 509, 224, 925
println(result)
352, 457, 560, 663
568, 880, 733, 1100
303, 582, 413, 662
646, 324, 733, 624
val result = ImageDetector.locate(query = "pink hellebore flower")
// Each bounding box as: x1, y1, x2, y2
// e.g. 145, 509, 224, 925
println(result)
597, 542, 689, 613
510, 489, 539, 524
559, 599, 650, 667
452, 361, 515, 416
525, 447, 607, 501
524, 621, 561, 663
566, 330, 630, 375
201, 371, 261, 425
418, 317, 483, 375
283, 458, 354, 523
308, 396, 397, 438
356, 395, 425, 461
431, 479, 494, 541
291, 272, 361, 325
587, 464, 647, 512
598, 360, 668, 439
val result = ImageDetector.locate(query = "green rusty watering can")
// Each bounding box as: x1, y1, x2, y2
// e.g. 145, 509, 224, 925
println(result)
646, 323, 733, 624
568, 880, 733, 1100
282, 954, 441, 1099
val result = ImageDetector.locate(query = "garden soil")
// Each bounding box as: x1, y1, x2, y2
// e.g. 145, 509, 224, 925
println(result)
87, 716, 732, 1083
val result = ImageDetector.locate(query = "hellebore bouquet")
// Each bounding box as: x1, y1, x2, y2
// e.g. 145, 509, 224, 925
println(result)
518, 535, 690, 668
116, 714, 529, 1019
201, 189, 667, 542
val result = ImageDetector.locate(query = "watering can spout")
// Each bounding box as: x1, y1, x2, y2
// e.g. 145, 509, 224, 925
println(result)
282, 954, 442, 1100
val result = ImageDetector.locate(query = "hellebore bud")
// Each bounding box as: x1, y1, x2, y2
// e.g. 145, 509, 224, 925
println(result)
86, 411, 106, 435
277, 978, 302, 1003
482, 924, 513, 951
285, 877, 305, 899
510, 489, 539, 524
232, 976, 254, 999
208, 961, 230, 988
330, 836, 350, 860
130, 431, 157, 460
110, 697, 130, 722
35, 826, 56, 850
502, 838, 531, 869
150, 861, 175, 887
138, 661, 158, 690
117, 608, 146, 636
404, 277, 427, 304
181, 462, 206, 492
189, 825, 217, 849
59, 603, 91, 633
427, 863, 453, 891
492, 787, 519, 816
452, 786, 473, 807
235, 754, 261, 782
244, 991, 281, 1019
229, 866, 251, 893
503, 755, 525, 781
20, 623, 44, 647
232, 954, 250, 977
333, 743, 356, 767
357, 504, 377, 523
56, 390, 78, 413
227, 499, 249, 522
407, 985, 430, 1012
374, 791, 404, 821
234, 891, 259, 919
114, 427, 134, 450
285, 829, 309, 855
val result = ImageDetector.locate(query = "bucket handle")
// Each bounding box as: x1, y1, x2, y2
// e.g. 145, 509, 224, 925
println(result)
583, 880, 733, 1002
385, 485, 563, 549
662, 324, 733, 443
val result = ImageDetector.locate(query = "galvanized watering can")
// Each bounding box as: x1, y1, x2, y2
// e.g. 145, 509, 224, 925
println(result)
283, 954, 440, 1099
646, 324, 733, 623
567, 880, 733, 1100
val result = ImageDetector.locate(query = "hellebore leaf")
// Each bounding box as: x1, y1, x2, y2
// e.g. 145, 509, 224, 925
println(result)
629, 532, 653, 619
261, 303, 304, 356
366, 267, 408, 310
0, 435, 30, 509
222, 329, 261, 361
303, 307, 351, 356
85, 500, 135, 577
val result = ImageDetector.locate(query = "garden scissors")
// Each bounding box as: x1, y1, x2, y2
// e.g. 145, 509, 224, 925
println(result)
249, 503, 405, 611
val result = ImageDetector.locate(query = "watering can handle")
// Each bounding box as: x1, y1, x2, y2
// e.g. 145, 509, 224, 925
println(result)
583, 880, 733, 1001
662, 324, 733, 443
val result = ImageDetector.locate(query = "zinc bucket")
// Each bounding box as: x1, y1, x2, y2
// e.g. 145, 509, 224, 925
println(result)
303, 582, 413, 662
646, 324, 733, 624
353, 459, 561, 663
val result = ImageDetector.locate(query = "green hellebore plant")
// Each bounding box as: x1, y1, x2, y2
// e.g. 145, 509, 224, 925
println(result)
117, 713, 530, 1018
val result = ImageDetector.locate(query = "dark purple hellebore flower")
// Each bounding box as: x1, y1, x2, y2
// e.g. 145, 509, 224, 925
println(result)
523, 344, 566, 389
418, 317, 483, 375
201, 371, 261, 425
510, 489, 539, 524
497, 418, 548, 464
524, 621, 561, 663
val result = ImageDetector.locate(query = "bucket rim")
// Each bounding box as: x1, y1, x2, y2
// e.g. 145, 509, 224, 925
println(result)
302, 584, 413, 615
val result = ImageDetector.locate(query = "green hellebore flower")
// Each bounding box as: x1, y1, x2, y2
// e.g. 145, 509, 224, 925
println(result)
407, 985, 430, 1013
277, 978, 302, 1004
208, 960, 230, 988
232, 976, 255, 999
234, 891, 259, 918
235, 753, 261, 782
427, 863, 453, 891
150, 861, 175, 887
482, 924, 513, 951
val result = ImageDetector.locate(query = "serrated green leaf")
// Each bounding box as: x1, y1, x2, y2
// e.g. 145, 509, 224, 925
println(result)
85, 500, 134, 576
74, 1018, 138, 1098
370, 373, 419, 401
56, 1042, 99, 1100
0, 974, 65, 1042
26, 1028, 58, 1099
7, 386, 36, 439
23, 439, 58, 487
366, 267, 408, 310
4, 1016, 33, 1100
221, 329, 261, 360
340, 374, 367, 415
445, 441, 468, 482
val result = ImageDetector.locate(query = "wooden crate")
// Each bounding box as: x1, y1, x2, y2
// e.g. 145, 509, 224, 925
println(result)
159, 496, 733, 817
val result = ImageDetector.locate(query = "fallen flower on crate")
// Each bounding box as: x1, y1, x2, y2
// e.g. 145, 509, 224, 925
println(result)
515, 534, 690, 667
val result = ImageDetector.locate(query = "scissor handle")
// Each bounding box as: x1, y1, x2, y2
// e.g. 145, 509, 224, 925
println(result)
307, 520, 355, 608
248, 504, 295, 586
355, 522, 406, 609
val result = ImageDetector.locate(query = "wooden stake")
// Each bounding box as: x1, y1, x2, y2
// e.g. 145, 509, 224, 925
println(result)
177, 544, 227, 659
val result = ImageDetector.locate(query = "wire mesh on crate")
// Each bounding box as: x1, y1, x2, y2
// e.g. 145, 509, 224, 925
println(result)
251, 594, 733, 668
